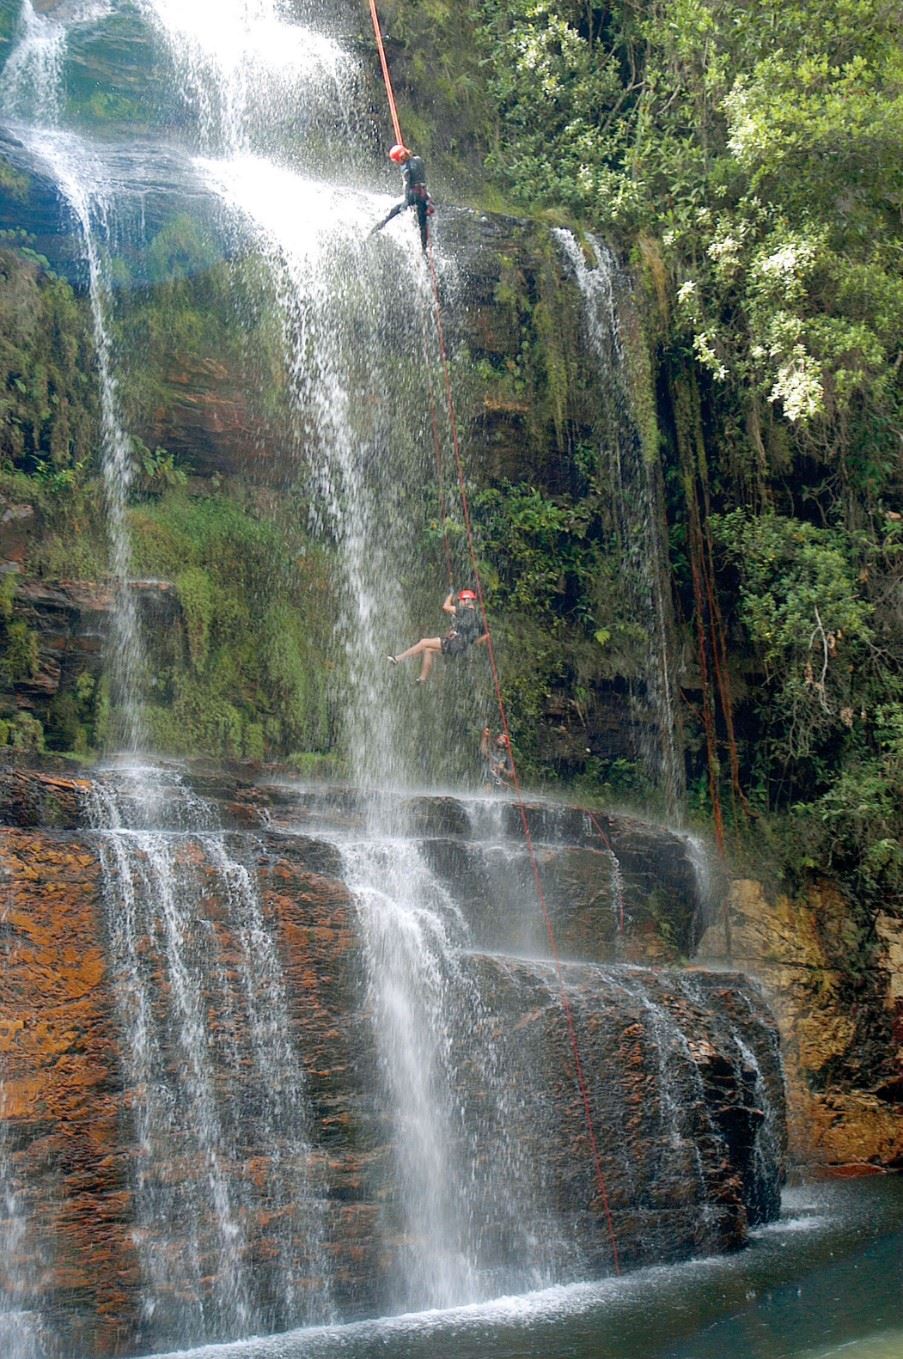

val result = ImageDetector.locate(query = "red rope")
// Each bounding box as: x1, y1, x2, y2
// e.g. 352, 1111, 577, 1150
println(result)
426, 246, 622, 1274
366, 0, 404, 147
365, 0, 622, 1273
368, 0, 452, 586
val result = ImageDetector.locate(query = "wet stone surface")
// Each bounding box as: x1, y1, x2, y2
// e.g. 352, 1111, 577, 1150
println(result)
0, 765, 784, 1356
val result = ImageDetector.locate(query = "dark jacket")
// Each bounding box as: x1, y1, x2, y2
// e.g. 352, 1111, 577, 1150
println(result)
403, 155, 429, 203
403, 155, 428, 191
451, 604, 482, 644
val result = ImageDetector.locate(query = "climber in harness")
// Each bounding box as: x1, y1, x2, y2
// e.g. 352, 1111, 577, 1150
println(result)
368, 144, 433, 251
480, 726, 514, 791
388, 588, 488, 684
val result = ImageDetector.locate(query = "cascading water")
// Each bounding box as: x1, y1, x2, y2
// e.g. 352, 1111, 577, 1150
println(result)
0, 0, 66, 125
87, 766, 332, 1349
2, 0, 473, 1336
1, 0, 147, 751
336, 830, 577, 1310
0, 2, 791, 1353
137, 0, 358, 159
677, 971, 784, 1224
203, 155, 436, 791
134, 3, 500, 1313
0, 869, 50, 1359
554, 228, 684, 816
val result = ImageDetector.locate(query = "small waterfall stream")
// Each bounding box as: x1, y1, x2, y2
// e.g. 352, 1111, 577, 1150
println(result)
553, 229, 684, 815
2, 2, 149, 751
87, 765, 332, 1349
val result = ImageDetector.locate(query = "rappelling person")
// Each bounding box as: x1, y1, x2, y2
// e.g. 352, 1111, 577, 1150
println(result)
368, 144, 433, 251
480, 726, 514, 791
387, 588, 488, 684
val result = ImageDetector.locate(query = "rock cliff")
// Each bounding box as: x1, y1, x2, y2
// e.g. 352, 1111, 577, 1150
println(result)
1, 764, 784, 1356
697, 879, 903, 1172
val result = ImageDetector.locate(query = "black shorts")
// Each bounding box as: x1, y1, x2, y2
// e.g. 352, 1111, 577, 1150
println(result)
441, 632, 468, 657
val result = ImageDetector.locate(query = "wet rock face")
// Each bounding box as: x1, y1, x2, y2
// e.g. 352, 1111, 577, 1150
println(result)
0, 578, 179, 727
257, 784, 711, 963
697, 879, 903, 1172
0, 767, 784, 1356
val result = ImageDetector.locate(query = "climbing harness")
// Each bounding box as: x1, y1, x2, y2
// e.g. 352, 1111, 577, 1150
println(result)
366, 0, 622, 1274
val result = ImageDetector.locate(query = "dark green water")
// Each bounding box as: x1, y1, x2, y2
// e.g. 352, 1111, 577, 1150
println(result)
149, 1177, 903, 1359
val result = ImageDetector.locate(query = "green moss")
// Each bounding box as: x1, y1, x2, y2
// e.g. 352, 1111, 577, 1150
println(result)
0, 244, 98, 479
175, 565, 214, 671
0, 160, 28, 201
0, 710, 44, 751
0, 618, 38, 685
120, 489, 338, 760
0, 570, 16, 620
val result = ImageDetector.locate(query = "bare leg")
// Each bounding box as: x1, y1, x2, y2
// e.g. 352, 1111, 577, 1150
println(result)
392, 636, 441, 664
418, 648, 437, 682
389, 636, 443, 681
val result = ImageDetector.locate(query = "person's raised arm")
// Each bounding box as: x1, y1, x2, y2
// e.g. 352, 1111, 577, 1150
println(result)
480, 726, 491, 758
442, 591, 457, 616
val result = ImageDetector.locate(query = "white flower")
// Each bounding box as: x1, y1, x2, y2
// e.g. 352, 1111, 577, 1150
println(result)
769, 345, 824, 422
677, 279, 697, 304
708, 235, 740, 262
692, 334, 729, 381
761, 245, 796, 275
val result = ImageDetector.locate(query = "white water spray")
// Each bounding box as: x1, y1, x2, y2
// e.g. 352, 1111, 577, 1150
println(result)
88, 767, 333, 1345
139, 0, 356, 157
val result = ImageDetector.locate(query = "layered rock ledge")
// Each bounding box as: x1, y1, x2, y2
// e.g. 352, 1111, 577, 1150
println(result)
0, 763, 784, 1357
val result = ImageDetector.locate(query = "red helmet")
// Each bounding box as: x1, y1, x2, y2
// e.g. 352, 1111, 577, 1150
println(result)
388, 144, 411, 164
458, 589, 477, 601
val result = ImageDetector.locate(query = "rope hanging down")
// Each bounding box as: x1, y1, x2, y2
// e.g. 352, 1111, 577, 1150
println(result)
366, 0, 403, 147
366, 0, 621, 1274
426, 249, 621, 1274
367, 0, 454, 588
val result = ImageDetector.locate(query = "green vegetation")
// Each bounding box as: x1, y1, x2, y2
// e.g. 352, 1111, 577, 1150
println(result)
128, 492, 337, 760
0, 242, 98, 476
1, 0, 900, 908
0, 573, 36, 685
0, 231, 334, 763
388, 0, 903, 901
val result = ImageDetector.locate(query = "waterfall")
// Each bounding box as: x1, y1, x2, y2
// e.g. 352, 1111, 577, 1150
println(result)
203, 155, 436, 791
1, 1, 147, 752
677, 972, 785, 1225
137, 7, 492, 1316
1, 7, 342, 1339
553, 229, 684, 815
86, 765, 332, 1349
137, 0, 357, 158
0, 2, 789, 1352
336, 830, 575, 1310
0, 871, 51, 1359
0, 0, 66, 125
